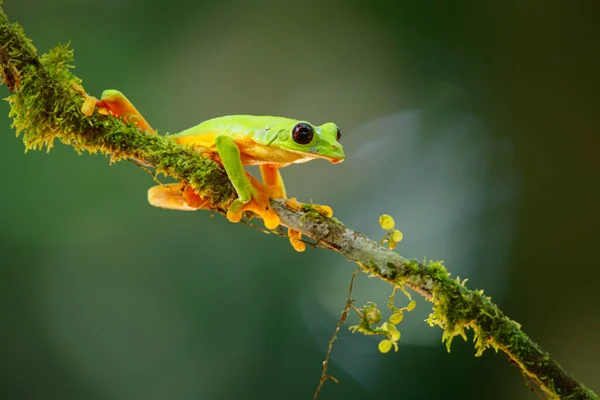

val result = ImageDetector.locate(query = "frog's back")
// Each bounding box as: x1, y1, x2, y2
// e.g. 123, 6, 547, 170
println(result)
168, 115, 306, 165
170, 115, 298, 140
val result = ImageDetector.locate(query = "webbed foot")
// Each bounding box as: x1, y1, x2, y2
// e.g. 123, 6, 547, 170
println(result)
226, 175, 281, 230
148, 183, 212, 211
284, 197, 334, 252
80, 89, 153, 133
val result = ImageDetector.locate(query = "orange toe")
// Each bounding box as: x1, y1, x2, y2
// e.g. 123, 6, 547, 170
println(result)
285, 198, 333, 218
286, 197, 302, 210
313, 204, 333, 217
182, 185, 212, 209
226, 207, 243, 223
288, 229, 306, 252
226, 191, 281, 229
81, 96, 97, 117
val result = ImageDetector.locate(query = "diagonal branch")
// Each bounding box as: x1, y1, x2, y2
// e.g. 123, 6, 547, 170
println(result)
0, 7, 596, 400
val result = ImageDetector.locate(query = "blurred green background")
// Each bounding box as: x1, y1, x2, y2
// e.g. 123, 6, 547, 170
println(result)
1, 1, 598, 399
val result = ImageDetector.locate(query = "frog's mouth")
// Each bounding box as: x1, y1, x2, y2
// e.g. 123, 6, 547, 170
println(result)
289, 152, 345, 164
314, 153, 345, 164
315, 153, 345, 164
281, 146, 344, 163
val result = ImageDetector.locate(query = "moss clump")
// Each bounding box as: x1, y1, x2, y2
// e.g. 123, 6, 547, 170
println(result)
422, 259, 504, 356
9, 44, 84, 152
418, 258, 595, 399
1, 30, 235, 207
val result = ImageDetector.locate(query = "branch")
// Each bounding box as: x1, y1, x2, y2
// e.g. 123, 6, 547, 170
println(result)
0, 7, 596, 400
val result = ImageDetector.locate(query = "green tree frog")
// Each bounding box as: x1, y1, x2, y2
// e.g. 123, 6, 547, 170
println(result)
82, 90, 345, 252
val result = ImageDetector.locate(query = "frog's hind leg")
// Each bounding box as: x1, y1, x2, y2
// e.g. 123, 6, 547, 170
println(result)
83, 89, 154, 133
148, 183, 212, 211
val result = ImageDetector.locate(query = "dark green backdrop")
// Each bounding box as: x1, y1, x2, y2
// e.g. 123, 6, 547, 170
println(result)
1, 1, 598, 399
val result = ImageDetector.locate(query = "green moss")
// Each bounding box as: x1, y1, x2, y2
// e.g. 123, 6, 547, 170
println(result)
428, 260, 450, 280
386, 263, 398, 279
1, 25, 235, 207
371, 252, 597, 398
363, 261, 381, 275
328, 216, 343, 225
406, 259, 421, 274
564, 387, 598, 400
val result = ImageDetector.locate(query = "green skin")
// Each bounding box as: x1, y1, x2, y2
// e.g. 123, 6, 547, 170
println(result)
169, 115, 345, 215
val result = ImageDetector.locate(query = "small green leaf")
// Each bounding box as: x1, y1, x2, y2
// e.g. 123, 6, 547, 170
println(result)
379, 214, 395, 230
391, 230, 403, 242
381, 322, 394, 332
406, 300, 416, 311
378, 339, 393, 353
389, 311, 404, 325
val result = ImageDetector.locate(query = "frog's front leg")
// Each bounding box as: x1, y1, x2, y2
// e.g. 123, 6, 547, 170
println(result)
259, 165, 286, 199
216, 135, 280, 229
259, 165, 303, 251
259, 165, 333, 252
82, 89, 154, 133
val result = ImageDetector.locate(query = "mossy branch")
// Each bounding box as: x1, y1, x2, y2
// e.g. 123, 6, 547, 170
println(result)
0, 7, 596, 400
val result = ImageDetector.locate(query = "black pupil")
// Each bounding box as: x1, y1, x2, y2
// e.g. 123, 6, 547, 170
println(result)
336, 126, 341, 141
292, 123, 314, 145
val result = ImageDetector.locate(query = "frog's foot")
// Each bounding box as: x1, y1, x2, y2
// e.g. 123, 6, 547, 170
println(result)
288, 229, 306, 252
148, 183, 211, 211
286, 197, 333, 217
80, 94, 98, 117
72, 83, 96, 116
284, 197, 334, 252
226, 177, 280, 230
80, 89, 154, 133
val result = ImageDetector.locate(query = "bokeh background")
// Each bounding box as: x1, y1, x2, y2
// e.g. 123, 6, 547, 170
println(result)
1, 1, 598, 399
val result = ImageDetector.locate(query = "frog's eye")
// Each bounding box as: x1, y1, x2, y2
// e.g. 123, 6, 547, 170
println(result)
292, 123, 314, 145
336, 126, 341, 142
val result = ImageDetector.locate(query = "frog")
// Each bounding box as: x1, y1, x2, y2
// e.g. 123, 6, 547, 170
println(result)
82, 90, 345, 251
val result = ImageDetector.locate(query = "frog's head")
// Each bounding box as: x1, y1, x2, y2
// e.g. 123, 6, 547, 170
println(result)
269, 120, 345, 164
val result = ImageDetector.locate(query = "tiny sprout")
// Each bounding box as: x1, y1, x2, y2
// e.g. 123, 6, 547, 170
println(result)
366, 308, 382, 324
389, 311, 404, 325
378, 339, 393, 354
391, 230, 403, 243
381, 322, 400, 340
379, 214, 395, 230
381, 322, 394, 332
406, 300, 416, 312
